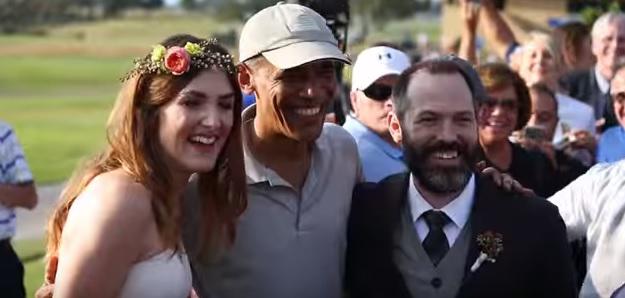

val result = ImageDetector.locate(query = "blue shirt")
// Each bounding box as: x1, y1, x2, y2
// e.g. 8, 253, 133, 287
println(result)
243, 93, 256, 109
342, 116, 406, 182
597, 126, 625, 163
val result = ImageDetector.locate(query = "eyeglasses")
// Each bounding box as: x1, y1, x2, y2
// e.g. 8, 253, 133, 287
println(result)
362, 83, 393, 101
480, 97, 519, 111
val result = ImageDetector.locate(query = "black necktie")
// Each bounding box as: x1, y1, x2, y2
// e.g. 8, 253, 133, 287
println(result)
422, 210, 451, 266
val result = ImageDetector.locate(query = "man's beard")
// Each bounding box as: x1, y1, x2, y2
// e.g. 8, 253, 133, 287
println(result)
403, 134, 478, 195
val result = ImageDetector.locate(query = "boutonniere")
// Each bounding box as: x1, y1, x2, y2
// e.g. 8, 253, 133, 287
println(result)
470, 231, 503, 272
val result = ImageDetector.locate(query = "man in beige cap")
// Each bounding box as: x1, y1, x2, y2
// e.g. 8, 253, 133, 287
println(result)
182, 3, 361, 298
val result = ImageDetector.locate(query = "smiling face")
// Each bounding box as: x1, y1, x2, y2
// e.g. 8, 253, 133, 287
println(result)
158, 70, 235, 176
478, 84, 520, 145
250, 59, 338, 143
592, 18, 625, 80
390, 70, 479, 194
519, 39, 558, 86
611, 67, 625, 128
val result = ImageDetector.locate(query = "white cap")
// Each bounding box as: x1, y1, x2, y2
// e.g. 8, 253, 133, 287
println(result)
238, 3, 350, 69
351, 46, 411, 91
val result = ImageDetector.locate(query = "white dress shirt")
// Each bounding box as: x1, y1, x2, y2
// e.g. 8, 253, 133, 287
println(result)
595, 66, 610, 94
408, 174, 475, 247
553, 93, 596, 143
549, 160, 625, 298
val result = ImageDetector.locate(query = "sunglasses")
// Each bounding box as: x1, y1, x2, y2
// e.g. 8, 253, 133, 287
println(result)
480, 97, 519, 111
362, 83, 393, 101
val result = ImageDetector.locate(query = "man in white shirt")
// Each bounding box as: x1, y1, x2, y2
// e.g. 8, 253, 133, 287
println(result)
549, 160, 625, 297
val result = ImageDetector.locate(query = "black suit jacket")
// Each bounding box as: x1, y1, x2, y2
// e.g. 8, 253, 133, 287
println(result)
345, 173, 576, 298
560, 68, 617, 130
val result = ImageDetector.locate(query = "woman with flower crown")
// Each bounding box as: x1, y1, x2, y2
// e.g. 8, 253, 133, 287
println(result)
37, 34, 247, 298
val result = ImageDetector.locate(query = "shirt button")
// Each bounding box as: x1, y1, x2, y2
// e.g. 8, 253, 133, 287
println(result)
431, 277, 442, 289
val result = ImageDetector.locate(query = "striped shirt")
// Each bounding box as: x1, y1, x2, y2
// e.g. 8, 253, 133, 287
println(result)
0, 121, 33, 239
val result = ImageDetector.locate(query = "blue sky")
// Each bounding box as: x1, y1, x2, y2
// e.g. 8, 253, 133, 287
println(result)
164, 0, 179, 7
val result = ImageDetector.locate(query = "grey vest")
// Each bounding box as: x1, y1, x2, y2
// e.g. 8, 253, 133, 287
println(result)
394, 207, 471, 298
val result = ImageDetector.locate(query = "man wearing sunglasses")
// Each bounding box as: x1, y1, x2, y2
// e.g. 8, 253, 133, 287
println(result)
343, 46, 411, 182
597, 65, 625, 162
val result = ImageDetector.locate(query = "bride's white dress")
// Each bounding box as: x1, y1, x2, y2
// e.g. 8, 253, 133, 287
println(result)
118, 250, 192, 298
66, 196, 193, 298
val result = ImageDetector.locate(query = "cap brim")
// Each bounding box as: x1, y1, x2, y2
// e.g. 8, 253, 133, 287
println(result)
353, 67, 403, 91
262, 41, 351, 69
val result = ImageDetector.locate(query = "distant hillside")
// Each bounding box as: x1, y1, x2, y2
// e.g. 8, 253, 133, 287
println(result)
0, 11, 240, 58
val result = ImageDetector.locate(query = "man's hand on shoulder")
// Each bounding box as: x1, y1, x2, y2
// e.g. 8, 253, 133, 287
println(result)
477, 161, 535, 197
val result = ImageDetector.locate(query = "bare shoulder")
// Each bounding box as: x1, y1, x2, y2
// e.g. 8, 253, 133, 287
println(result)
80, 170, 153, 221
55, 172, 158, 296
63, 170, 155, 243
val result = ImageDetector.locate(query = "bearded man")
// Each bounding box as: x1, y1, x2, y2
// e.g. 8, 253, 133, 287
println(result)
344, 56, 576, 298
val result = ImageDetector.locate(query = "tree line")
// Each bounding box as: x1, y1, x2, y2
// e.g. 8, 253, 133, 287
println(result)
0, 0, 431, 34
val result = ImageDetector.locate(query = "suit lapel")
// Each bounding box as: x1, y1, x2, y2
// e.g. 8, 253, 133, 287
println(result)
378, 173, 413, 298
380, 173, 411, 229
460, 176, 501, 287
588, 68, 604, 112
384, 173, 410, 207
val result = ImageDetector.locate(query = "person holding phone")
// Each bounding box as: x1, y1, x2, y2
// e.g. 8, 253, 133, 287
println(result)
522, 84, 590, 193
343, 46, 412, 182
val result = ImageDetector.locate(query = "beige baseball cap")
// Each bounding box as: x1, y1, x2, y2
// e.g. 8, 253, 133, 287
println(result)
238, 2, 351, 69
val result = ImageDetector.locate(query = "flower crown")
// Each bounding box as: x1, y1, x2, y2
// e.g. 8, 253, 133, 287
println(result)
122, 39, 236, 81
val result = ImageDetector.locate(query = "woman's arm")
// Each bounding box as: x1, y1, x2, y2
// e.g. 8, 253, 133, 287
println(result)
54, 172, 154, 298
458, 0, 480, 65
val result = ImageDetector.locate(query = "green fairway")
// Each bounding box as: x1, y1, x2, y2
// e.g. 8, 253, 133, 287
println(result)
0, 55, 125, 184
0, 96, 112, 184
13, 238, 46, 297
23, 259, 45, 297
0, 56, 131, 96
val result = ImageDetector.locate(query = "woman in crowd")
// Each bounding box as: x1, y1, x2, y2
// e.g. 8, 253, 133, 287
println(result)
40, 34, 246, 297
517, 32, 596, 166
477, 63, 555, 197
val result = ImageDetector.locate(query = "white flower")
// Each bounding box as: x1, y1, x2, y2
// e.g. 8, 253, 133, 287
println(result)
470, 251, 496, 272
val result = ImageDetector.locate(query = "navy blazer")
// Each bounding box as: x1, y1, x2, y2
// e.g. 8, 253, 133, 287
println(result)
345, 173, 577, 298
560, 68, 617, 130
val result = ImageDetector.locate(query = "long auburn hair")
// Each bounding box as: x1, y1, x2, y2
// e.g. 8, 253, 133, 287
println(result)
45, 34, 247, 260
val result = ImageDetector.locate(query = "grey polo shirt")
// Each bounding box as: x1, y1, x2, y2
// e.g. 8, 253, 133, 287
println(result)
187, 106, 362, 298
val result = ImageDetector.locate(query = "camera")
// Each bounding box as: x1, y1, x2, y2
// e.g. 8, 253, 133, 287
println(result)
523, 126, 546, 142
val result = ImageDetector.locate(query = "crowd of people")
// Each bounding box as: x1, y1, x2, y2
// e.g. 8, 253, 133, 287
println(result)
1, 1, 625, 297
